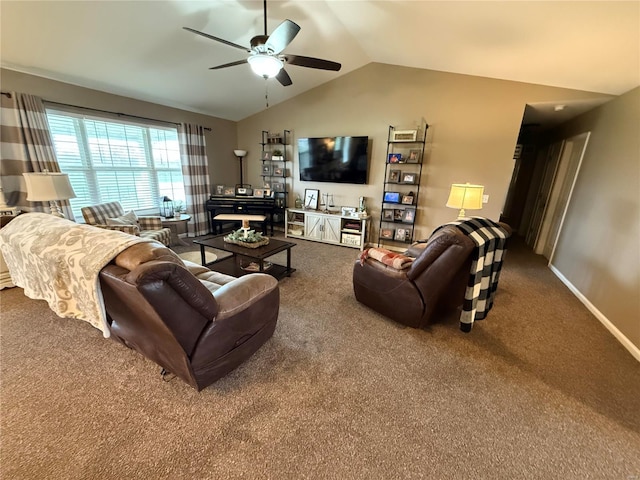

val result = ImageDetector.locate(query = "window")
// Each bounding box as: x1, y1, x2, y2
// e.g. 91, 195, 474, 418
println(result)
46, 107, 185, 221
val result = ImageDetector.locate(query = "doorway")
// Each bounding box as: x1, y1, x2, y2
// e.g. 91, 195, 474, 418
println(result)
534, 132, 590, 261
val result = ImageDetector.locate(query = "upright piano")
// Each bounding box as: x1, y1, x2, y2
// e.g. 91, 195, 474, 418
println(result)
205, 196, 277, 235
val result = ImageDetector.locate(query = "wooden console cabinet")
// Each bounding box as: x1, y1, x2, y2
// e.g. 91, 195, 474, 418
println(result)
285, 208, 370, 251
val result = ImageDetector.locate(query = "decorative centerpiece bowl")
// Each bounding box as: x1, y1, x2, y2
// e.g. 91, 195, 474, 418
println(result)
224, 228, 269, 248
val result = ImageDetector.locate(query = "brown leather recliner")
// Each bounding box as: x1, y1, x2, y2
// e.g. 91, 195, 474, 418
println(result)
353, 225, 475, 328
99, 242, 279, 390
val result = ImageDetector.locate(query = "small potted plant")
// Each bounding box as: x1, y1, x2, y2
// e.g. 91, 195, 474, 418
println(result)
272, 149, 284, 160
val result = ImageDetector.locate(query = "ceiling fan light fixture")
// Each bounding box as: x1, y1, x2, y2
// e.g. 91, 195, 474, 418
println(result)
248, 54, 283, 78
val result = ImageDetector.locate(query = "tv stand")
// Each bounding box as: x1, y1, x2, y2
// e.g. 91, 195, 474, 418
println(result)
285, 208, 370, 251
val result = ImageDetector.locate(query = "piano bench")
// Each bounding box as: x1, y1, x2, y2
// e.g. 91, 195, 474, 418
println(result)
213, 214, 267, 234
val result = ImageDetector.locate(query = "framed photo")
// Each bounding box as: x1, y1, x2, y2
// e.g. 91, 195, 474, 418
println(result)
380, 228, 394, 239
272, 181, 285, 192
273, 166, 284, 176
388, 170, 401, 183
236, 186, 253, 196
402, 172, 417, 184
382, 209, 394, 221
261, 164, 271, 175
392, 129, 417, 142
402, 207, 416, 223
214, 184, 225, 196
304, 188, 319, 210
387, 153, 402, 164
223, 186, 235, 197
383, 191, 401, 203
261, 151, 272, 161
395, 228, 408, 241
253, 188, 264, 198
394, 209, 404, 221
407, 149, 421, 163
401, 194, 414, 205
263, 188, 272, 197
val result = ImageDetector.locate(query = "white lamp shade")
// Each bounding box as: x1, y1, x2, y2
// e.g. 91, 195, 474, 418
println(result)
247, 54, 284, 78
23, 172, 76, 201
233, 149, 247, 157
446, 183, 484, 210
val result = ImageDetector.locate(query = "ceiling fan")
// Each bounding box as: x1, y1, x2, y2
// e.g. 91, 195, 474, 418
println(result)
183, 0, 341, 86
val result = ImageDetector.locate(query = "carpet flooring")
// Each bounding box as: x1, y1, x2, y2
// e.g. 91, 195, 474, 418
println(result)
1, 234, 639, 479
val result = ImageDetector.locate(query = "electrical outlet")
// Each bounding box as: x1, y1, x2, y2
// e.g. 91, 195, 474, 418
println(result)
482, 194, 489, 204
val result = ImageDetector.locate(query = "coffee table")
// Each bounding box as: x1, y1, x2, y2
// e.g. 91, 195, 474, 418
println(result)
193, 234, 296, 280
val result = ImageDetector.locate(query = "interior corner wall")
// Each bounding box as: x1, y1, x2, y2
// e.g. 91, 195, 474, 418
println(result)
236, 63, 612, 240
546, 87, 640, 352
0, 68, 239, 188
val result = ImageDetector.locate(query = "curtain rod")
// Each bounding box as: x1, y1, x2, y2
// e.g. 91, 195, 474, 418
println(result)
46, 100, 212, 131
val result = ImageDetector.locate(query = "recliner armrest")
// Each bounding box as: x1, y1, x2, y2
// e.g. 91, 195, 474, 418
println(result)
213, 273, 279, 321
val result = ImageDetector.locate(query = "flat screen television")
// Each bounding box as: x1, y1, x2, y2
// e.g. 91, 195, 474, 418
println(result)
298, 136, 369, 184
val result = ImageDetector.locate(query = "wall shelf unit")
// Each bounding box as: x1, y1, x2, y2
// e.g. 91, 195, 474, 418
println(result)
285, 208, 371, 251
378, 122, 429, 247
260, 129, 290, 226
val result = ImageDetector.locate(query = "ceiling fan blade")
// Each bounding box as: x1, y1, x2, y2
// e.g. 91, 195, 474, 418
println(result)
284, 54, 341, 71
265, 20, 301, 54
276, 69, 293, 86
209, 59, 249, 70
183, 27, 250, 52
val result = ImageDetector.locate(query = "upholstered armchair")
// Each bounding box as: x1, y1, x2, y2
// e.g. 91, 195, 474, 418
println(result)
353, 225, 476, 328
81, 201, 171, 246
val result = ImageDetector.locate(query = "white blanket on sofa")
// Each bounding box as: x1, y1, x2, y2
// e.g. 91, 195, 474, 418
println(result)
0, 213, 151, 337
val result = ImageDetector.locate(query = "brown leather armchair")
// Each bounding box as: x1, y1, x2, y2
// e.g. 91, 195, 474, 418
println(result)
353, 225, 475, 328
99, 241, 279, 390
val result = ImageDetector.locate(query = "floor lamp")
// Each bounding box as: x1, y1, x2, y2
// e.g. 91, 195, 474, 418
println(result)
234, 149, 248, 186
23, 172, 76, 218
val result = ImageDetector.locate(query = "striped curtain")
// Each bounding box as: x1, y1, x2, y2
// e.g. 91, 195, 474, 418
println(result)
0, 92, 73, 219
179, 123, 211, 236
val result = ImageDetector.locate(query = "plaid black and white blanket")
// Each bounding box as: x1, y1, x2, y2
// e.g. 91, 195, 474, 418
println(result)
431, 217, 510, 332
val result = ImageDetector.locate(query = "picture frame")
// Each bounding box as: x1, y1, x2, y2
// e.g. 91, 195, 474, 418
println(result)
223, 186, 235, 197
272, 182, 285, 192
395, 228, 408, 241
380, 228, 394, 239
401, 194, 414, 205
263, 188, 272, 197
261, 151, 272, 161
383, 191, 401, 203
407, 149, 421, 163
304, 188, 319, 210
391, 129, 418, 142
253, 188, 264, 198
401, 172, 417, 184
388, 170, 401, 183
387, 153, 402, 164
261, 164, 271, 175
273, 166, 284, 176
402, 207, 416, 223
394, 209, 404, 221
382, 209, 394, 221
214, 184, 225, 196
235, 186, 253, 196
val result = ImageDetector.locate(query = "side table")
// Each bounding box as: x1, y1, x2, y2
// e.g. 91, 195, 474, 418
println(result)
161, 214, 191, 247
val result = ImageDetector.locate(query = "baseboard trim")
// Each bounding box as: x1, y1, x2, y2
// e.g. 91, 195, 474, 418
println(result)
549, 264, 640, 362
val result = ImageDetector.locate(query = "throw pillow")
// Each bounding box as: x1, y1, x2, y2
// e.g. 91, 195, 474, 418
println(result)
359, 247, 414, 270
106, 210, 138, 226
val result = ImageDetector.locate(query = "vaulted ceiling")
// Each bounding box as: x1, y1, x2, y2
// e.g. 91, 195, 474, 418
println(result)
2, 1, 638, 123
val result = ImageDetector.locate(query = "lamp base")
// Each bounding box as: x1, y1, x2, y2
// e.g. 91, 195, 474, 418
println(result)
49, 200, 65, 218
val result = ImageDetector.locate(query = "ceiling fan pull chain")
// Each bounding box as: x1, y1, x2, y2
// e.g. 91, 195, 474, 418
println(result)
265, 80, 270, 108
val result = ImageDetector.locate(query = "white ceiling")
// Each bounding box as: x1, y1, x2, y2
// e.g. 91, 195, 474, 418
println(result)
2, 1, 639, 123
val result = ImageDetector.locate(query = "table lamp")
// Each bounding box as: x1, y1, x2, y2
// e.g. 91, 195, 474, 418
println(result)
446, 183, 484, 219
23, 171, 76, 218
